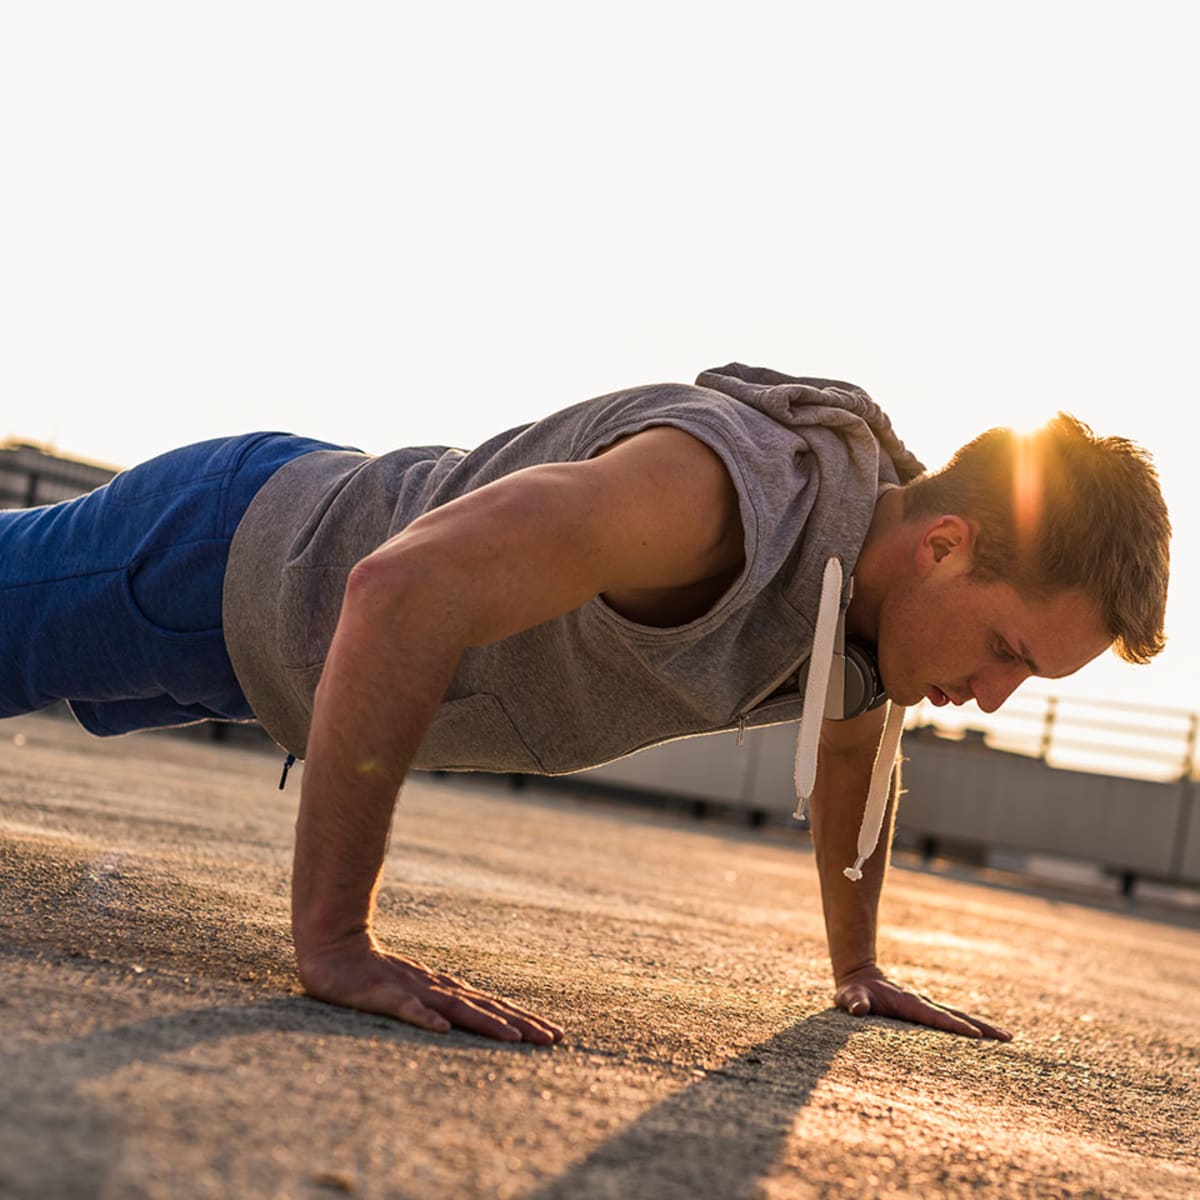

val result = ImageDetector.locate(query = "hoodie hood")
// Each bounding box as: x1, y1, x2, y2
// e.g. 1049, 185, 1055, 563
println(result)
692, 361, 926, 638
695, 363, 925, 485
697, 363, 925, 883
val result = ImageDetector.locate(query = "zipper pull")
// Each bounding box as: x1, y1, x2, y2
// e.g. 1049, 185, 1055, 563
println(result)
278, 753, 296, 790
736, 716, 746, 749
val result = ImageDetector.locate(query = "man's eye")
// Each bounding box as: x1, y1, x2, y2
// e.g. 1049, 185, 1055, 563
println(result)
995, 640, 1018, 663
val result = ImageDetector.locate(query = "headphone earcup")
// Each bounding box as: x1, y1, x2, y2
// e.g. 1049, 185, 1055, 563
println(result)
841, 639, 886, 718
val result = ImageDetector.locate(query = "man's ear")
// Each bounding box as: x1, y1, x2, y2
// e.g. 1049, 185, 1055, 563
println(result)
915, 515, 975, 575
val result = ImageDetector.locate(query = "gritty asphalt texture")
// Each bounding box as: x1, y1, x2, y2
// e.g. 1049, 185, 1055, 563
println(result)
1, 710, 1197, 1200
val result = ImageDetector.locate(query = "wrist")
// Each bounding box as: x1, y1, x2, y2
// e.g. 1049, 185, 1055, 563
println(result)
291, 907, 373, 964
291, 845, 380, 961
833, 960, 884, 989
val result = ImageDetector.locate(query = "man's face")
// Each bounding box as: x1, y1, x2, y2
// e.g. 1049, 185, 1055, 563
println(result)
875, 518, 1112, 713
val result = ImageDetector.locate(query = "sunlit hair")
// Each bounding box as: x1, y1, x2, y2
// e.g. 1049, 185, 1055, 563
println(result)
901, 414, 1170, 664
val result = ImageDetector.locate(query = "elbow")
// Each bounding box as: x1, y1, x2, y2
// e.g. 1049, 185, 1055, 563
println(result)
342, 546, 441, 633
342, 544, 474, 648
344, 551, 407, 616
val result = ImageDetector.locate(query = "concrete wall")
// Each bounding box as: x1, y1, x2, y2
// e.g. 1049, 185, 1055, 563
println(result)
899, 727, 1195, 882
574, 722, 1200, 887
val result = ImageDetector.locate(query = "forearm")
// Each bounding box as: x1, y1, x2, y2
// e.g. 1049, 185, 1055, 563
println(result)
808, 746, 900, 984
291, 568, 463, 958
806, 720, 1009, 1040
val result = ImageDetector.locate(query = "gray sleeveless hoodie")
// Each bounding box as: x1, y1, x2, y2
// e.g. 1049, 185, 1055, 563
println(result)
222, 364, 923, 775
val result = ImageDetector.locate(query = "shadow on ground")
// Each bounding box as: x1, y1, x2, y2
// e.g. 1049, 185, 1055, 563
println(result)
0, 989, 441, 1198
531, 1013, 852, 1200
1, 960, 854, 1200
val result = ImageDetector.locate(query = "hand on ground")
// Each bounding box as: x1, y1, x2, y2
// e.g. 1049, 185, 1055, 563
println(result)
297, 936, 564, 1045
834, 966, 1012, 1041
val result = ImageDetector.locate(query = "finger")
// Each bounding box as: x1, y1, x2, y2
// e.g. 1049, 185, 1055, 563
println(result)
392, 992, 453, 1034
937, 1006, 1013, 1042
490, 1011, 561, 1045
472, 1007, 559, 1045
835, 985, 872, 1017
450, 994, 562, 1046
430, 992, 525, 1042
423, 977, 565, 1043
397, 963, 562, 1044
479, 996, 566, 1044
429, 969, 471, 990
333, 981, 452, 1034
897, 995, 983, 1039
918, 995, 1012, 1042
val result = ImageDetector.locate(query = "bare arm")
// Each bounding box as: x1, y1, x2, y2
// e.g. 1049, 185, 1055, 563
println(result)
810, 709, 1012, 1040
808, 708, 894, 984
291, 427, 744, 1041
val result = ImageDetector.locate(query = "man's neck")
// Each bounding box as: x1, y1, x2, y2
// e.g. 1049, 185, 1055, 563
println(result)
846, 486, 908, 643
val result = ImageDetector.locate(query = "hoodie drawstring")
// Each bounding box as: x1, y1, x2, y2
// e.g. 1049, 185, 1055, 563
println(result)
842, 699, 905, 880
792, 557, 906, 880
793, 557, 844, 818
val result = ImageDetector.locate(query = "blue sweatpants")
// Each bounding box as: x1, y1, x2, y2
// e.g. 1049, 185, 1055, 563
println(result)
0, 431, 343, 736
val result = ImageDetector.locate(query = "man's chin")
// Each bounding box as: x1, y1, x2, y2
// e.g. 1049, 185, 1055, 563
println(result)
882, 677, 924, 708
875, 659, 923, 708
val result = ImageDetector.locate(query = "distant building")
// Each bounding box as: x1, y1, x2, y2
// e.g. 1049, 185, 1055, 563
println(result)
0, 440, 120, 509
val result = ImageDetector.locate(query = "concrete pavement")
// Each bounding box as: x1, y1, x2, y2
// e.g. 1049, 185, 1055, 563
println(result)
1, 711, 1197, 1199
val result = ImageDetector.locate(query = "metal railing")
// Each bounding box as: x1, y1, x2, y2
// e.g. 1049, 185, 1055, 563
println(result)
905, 692, 1199, 783
0, 441, 118, 509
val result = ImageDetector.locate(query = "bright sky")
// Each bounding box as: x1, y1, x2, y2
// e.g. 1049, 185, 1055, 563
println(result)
2, 3, 1196, 724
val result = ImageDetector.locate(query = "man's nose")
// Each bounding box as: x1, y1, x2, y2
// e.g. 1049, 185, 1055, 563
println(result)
972, 666, 1027, 714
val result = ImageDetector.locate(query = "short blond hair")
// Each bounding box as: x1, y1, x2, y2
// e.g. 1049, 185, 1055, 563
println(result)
902, 414, 1170, 664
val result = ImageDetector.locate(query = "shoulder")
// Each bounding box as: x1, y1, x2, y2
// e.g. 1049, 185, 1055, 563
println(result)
563, 381, 803, 467
582, 426, 745, 569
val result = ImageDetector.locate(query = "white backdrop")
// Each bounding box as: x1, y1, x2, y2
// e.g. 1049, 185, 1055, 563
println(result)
2, 2, 1195, 718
